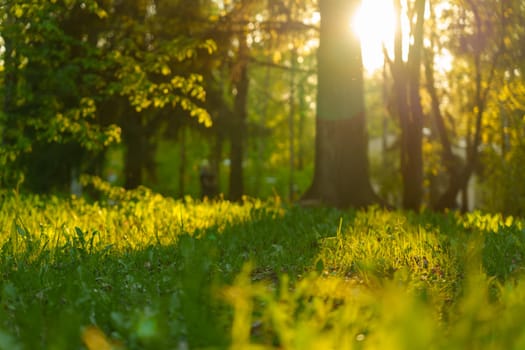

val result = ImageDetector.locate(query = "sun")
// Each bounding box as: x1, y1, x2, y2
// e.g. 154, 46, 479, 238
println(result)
351, 1, 453, 74
351, 0, 398, 73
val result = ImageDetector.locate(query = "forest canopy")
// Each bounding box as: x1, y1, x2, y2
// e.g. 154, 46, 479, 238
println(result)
1, 0, 525, 214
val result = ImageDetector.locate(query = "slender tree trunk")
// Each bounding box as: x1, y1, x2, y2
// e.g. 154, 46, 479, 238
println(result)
122, 110, 158, 190
288, 47, 297, 201
178, 126, 187, 197
302, 0, 380, 208
229, 33, 249, 201
424, 50, 455, 168
434, 3, 500, 211
3, 10, 19, 153
211, 132, 223, 196
424, 46, 462, 208
382, 62, 388, 168
3, 38, 16, 117
393, 0, 426, 210
297, 75, 306, 171
253, 50, 272, 197
123, 111, 143, 189
392, 0, 410, 208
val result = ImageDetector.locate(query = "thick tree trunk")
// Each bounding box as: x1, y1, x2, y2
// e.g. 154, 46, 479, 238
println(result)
302, 0, 379, 208
304, 117, 379, 208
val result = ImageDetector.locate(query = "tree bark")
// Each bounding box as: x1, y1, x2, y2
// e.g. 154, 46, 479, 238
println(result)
288, 46, 297, 201
228, 31, 249, 201
178, 126, 187, 198
2, 8, 19, 151
302, 0, 380, 209
392, 0, 426, 211
123, 111, 144, 189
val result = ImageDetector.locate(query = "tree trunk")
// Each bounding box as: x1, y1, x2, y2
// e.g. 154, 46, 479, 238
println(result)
297, 75, 306, 171
302, 0, 379, 208
178, 126, 187, 197
434, 2, 500, 211
3, 35, 16, 117
424, 47, 463, 208
123, 111, 144, 189
393, 0, 426, 210
211, 132, 223, 197
3, 10, 19, 153
288, 46, 297, 201
228, 33, 249, 201
253, 49, 272, 197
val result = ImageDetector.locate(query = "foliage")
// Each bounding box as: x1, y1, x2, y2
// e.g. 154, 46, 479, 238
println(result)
0, 0, 214, 191
477, 74, 525, 215
479, 143, 525, 216
0, 1, 121, 166
2, 0, 525, 209
426, 0, 525, 211
1, 190, 525, 348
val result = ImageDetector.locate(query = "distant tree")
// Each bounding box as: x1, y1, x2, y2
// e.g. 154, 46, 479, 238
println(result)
383, 0, 426, 211
0, 1, 214, 192
302, 0, 380, 208
432, 0, 506, 211
104, 0, 214, 189
0, 1, 120, 190
445, 0, 525, 213
224, 0, 252, 201
205, 0, 317, 200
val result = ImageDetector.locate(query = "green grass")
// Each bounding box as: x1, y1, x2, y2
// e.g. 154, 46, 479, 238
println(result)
1, 187, 525, 349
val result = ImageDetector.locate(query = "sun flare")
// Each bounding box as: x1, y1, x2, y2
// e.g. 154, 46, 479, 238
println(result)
352, 0, 398, 73
352, 0, 452, 74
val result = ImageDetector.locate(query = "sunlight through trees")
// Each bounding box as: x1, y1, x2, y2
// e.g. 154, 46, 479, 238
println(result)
1, 0, 525, 213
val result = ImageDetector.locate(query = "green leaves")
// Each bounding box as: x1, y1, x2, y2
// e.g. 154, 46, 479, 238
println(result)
1, 1, 121, 173
12, 4, 24, 18
1, 0, 216, 189
111, 39, 213, 126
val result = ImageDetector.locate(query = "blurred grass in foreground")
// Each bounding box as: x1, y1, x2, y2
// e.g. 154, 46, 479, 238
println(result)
1, 186, 525, 349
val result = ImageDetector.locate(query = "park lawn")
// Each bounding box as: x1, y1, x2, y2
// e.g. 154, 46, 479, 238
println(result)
1, 188, 525, 349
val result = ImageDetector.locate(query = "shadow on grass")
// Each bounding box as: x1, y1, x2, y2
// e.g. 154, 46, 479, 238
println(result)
4, 201, 525, 349
0, 204, 352, 350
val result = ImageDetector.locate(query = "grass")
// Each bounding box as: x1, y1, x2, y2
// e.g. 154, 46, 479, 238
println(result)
1, 186, 525, 349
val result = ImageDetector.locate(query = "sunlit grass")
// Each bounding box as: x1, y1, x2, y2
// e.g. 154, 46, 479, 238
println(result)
1, 187, 525, 349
